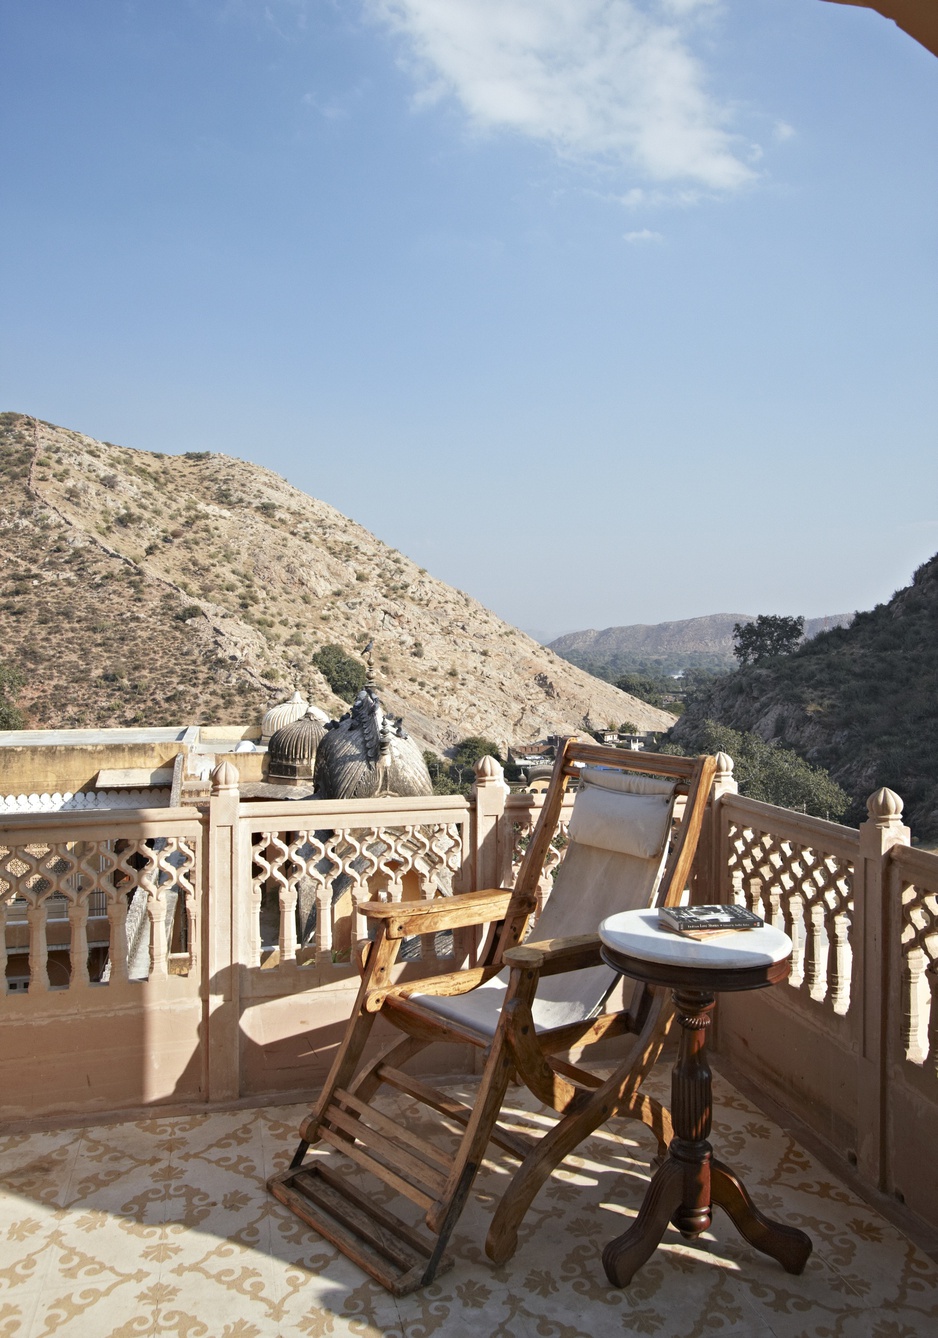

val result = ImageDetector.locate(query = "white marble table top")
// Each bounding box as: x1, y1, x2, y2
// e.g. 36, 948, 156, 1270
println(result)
599, 908, 792, 971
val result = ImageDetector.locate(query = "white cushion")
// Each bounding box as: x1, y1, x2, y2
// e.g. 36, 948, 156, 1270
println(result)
567, 769, 675, 859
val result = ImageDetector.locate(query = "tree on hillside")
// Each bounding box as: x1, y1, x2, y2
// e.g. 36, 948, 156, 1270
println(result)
615, 671, 668, 708
663, 720, 849, 820
451, 736, 503, 769
312, 644, 367, 702
423, 750, 461, 795
733, 615, 805, 666
423, 737, 503, 796
0, 661, 25, 730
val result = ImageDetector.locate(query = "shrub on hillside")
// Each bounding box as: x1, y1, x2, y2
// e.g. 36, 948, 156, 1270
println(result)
663, 720, 849, 820
0, 661, 25, 730
313, 643, 367, 702
423, 738, 503, 796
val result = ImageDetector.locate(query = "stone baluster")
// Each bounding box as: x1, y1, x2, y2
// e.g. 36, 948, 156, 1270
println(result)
207, 758, 241, 1103
26, 900, 50, 994
472, 755, 508, 893
67, 897, 90, 989
107, 893, 130, 986
856, 786, 910, 1188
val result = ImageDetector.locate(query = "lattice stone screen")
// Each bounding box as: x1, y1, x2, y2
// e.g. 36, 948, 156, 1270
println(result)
1, 834, 198, 991
248, 821, 469, 968
722, 801, 856, 1017
892, 849, 938, 1070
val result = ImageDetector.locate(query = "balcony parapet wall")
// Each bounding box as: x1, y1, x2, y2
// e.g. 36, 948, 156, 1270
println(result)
2, 754, 936, 1241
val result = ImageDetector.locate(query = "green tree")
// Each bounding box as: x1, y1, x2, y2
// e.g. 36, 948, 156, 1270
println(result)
615, 672, 668, 708
422, 749, 460, 795
664, 720, 849, 819
0, 661, 25, 730
451, 736, 503, 769
733, 615, 805, 666
423, 737, 503, 796
312, 644, 367, 702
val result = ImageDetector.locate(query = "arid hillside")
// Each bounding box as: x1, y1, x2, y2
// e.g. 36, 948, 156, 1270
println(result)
670, 553, 938, 837
0, 413, 673, 754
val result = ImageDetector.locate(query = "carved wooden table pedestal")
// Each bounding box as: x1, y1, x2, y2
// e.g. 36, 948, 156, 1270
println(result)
598, 910, 814, 1288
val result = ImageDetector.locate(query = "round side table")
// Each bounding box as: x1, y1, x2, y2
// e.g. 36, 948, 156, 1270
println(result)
597, 908, 813, 1288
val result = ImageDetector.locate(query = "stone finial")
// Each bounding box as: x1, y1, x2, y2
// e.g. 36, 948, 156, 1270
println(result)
714, 752, 735, 778
474, 754, 504, 782
211, 759, 240, 794
866, 787, 903, 820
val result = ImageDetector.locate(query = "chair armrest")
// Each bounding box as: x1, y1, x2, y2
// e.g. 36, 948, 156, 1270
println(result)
362, 887, 520, 940
502, 933, 603, 977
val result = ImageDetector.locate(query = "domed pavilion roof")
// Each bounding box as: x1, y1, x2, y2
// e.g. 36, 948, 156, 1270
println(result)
315, 684, 432, 800
262, 690, 328, 743
267, 708, 327, 785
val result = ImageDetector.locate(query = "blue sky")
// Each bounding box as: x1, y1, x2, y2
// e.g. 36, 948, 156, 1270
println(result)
2, 1, 936, 639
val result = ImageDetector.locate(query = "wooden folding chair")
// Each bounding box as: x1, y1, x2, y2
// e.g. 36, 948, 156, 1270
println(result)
268, 739, 716, 1294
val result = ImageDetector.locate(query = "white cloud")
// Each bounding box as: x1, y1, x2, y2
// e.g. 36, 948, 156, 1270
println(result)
302, 82, 370, 121
624, 228, 664, 242
366, 0, 755, 190
774, 120, 796, 142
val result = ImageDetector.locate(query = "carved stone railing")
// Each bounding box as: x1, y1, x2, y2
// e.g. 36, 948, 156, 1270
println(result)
241, 795, 473, 973
889, 842, 938, 1072
0, 788, 171, 814
705, 761, 938, 1235
0, 808, 202, 995
3, 748, 938, 1244
719, 792, 858, 1017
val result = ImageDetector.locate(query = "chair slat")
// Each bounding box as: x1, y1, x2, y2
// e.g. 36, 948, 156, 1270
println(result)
290, 1170, 422, 1269
269, 1162, 453, 1295
320, 1107, 446, 1202
333, 1087, 453, 1170
378, 1065, 536, 1161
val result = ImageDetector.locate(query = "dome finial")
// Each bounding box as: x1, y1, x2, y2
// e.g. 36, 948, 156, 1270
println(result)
361, 636, 376, 689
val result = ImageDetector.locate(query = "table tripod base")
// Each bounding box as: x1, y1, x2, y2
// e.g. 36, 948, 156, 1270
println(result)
602, 1154, 812, 1288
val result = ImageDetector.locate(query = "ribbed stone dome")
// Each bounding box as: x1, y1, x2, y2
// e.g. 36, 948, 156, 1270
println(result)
314, 686, 433, 799
267, 709, 327, 784
261, 691, 307, 743
261, 691, 328, 743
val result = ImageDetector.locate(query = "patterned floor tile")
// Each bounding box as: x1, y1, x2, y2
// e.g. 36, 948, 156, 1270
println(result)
2, 1067, 937, 1338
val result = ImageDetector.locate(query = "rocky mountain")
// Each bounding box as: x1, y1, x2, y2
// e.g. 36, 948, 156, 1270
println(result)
669, 555, 938, 838
549, 612, 853, 677
0, 413, 674, 754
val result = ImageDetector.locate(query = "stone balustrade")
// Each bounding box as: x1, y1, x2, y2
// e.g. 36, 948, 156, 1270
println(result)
1, 753, 936, 1241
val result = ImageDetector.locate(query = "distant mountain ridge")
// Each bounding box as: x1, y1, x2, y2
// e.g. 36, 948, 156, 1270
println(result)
550, 613, 853, 664
0, 413, 674, 752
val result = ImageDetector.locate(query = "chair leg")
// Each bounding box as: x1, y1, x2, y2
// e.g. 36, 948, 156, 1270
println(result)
485, 1061, 670, 1265
486, 1070, 616, 1264
426, 1039, 516, 1235
424, 966, 536, 1238
618, 1090, 672, 1161
293, 998, 382, 1150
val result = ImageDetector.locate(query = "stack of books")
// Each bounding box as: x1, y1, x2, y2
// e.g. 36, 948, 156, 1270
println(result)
658, 904, 763, 941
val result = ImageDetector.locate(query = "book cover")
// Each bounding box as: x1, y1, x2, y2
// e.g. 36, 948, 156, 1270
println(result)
658, 904, 763, 935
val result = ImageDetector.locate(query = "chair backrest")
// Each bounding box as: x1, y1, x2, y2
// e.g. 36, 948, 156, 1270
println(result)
495, 740, 717, 1030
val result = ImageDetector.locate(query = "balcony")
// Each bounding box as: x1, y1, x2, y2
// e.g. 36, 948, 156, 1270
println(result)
2, 754, 938, 1332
